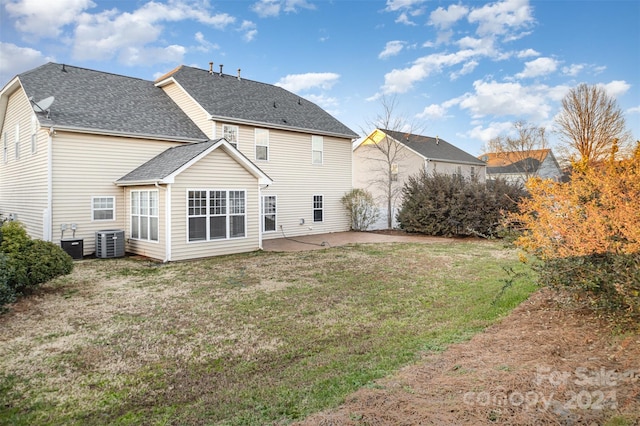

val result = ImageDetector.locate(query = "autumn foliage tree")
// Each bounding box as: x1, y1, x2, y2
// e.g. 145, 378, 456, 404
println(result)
511, 142, 640, 315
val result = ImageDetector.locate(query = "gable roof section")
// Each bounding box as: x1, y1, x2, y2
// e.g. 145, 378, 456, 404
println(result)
157, 65, 358, 139
481, 149, 551, 174
116, 138, 272, 186
380, 129, 486, 166
15, 63, 207, 142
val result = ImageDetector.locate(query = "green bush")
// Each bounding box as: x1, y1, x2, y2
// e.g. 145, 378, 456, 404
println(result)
397, 171, 527, 237
0, 253, 16, 309
0, 221, 74, 311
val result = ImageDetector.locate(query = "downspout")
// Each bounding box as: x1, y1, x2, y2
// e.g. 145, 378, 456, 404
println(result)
46, 127, 54, 241
258, 183, 263, 250
154, 182, 170, 263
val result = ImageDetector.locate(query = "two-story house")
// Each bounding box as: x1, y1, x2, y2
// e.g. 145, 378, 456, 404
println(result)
353, 128, 486, 229
480, 149, 563, 184
0, 63, 357, 261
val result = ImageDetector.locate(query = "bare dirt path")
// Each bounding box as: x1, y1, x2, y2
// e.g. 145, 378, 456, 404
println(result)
295, 288, 640, 425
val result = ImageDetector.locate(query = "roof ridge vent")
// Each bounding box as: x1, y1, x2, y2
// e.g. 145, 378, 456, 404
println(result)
209, 62, 214, 75
237, 68, 241, 81
219, 64, 223, 76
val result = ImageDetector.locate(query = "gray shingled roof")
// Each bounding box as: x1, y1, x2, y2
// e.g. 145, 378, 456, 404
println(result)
18, 63, 207, 141
167, 66, 358, 139
487, 157, 541, 174
382, 129, 486, 166
117, 139, 220, 183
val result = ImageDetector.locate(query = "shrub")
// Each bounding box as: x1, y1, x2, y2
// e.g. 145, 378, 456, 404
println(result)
26, 240, 74, 288
341, 188, 380, 231
0, 221, 74, 310
0, 253, 16, 309
397, 171, 526, 237
511, 143, 640, 317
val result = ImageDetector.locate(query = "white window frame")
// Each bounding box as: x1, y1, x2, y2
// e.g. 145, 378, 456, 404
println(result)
223, 124, 239, 149
187, 189, 247, 243
391, 162, 399, 182
312, 135, 323, 165
255, 129, 269, 161
262, 195, 277, 233
31, 115, 37, 154
92, 196, 116, 221
130, 190, 159, 242
313, 194, 324, 223
14, 124, 19, 160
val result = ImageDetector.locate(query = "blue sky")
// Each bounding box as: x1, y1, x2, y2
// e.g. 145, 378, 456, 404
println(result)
1, 0, 638, 155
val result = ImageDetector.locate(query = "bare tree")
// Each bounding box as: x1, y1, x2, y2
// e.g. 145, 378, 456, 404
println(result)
358, 96, 423, 229
555, 83, 632, 165
485, 120, 549, 182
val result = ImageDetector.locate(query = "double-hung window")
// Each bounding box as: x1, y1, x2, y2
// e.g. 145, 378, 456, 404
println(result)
262, 195, 277, 232
131, 190, 159, 241
255, 129, 269, 161
313, 195, 323, 222
188, 190, 246, 242
312, 135, 323, 165
223, 124, 239, 149
92, 196, 115, 221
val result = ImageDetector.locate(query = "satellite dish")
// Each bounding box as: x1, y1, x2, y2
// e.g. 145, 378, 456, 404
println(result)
32, 96, 54, 113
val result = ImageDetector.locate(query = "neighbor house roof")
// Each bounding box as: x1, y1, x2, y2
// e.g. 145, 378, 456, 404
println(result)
157, 65, 359, 139
14, 62, 207, 142
116, 139, 272, 186
380, 129, 486, 166
481, 149, 551, 174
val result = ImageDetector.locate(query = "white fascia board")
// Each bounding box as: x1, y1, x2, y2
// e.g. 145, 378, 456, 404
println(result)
154, 77, 212, 121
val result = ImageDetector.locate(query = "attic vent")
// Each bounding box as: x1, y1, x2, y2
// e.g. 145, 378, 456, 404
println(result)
209, 62, 214, 74
237, 68, 241, 80
95, 230, 125, 258
219, 64, 224, 76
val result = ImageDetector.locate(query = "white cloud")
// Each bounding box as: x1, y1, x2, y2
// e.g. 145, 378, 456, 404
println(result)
627, 105, 640, 115
71, 1, 235, 64
468, 0, 535, 38
251, 0, 315, 18
381, 49, 476, 94
450, 60, 479, 80
5, 0, 95, 39
385, 0, 427, 12
416, 104, 449, 120
561, 63, 584, 76
194, 32, 220, 52
303, 93, 339, 110
517, 48, 539, 58
466, 121, 514, 143
597, 80, 631, 98
429, 4, 469, 29
0, 42, 53, 84
275, 72, 340, 93
515, 57, 558, 78
395, 12, 417, 26
379, 41, 405, 59
456, 79, 552, 120
239, 20, 258, 42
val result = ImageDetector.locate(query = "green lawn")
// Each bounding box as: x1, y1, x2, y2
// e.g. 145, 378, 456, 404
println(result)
0, 240, 537, 425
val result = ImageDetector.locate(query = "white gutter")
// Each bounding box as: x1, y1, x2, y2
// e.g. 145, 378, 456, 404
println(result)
48, 125, 205, 144
208, 115, 357, 140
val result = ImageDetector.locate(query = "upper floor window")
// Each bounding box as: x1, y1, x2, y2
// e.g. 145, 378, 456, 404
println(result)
312, 135, 323, 165
391, 163, 399, 182
3, 132, 7, 163
223, 124, 239, 149
92, 196, 115, 221
31, 115, 37, 154
14, 124, 20, 160
255, 129, 269, 161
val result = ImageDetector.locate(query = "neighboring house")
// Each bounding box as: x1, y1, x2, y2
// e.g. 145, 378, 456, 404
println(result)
0, 62, 357, 261
353, 128, 486, 229
480, 149, 563, 184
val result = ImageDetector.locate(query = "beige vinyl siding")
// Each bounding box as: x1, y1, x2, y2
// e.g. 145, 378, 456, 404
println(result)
160, 82, 211, 138
170, 148, 260, 261
51, 131, 181, 255
0, 88, 48, 239
121, 185, 166, 260
216, 123, 352, 239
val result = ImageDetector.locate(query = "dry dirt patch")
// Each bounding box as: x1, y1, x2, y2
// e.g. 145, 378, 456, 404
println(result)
296, 288, 640, 425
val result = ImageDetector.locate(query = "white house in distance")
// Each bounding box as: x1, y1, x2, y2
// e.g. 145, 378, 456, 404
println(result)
353, 128, 487, 229
480, 149, 563, 184
0, 62, 358, 261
